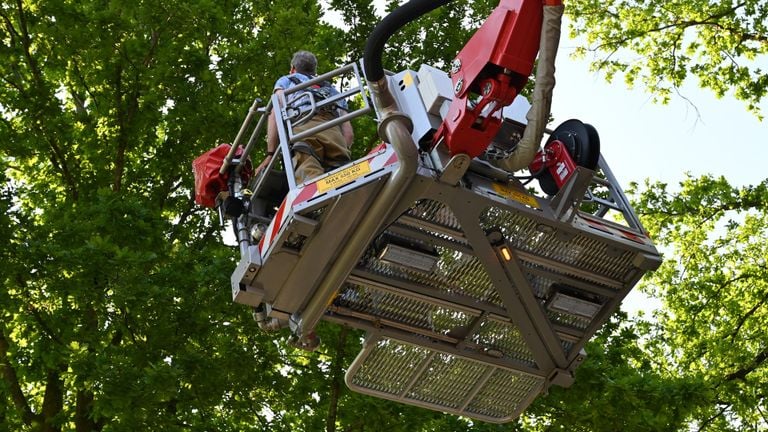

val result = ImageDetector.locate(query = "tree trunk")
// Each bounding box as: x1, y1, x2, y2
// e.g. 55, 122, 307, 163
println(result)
326, 327, 349, 432
40, 368, 64, 432
75, 389, 102, 432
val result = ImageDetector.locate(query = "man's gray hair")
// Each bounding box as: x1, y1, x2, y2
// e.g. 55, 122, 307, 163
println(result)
291, 51, 317, 75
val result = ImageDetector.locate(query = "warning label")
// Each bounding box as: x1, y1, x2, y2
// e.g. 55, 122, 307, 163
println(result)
317, 160, 372, 193
491, 183, 540, 209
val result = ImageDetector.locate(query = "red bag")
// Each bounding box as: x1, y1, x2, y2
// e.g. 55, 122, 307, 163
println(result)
193, 144, 252, 208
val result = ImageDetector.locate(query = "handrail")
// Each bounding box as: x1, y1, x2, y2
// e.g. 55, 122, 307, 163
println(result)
220, 97, 262, 175
236, 100, 272, 176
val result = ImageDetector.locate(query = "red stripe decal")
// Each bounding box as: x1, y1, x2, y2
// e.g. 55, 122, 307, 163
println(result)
617, 228, 646, 244
258, 234, 266, 254
385, 151, 399, 166
583, 218, 612, 234
295, 182, 318, 205
268, 199, 288, 246
367, 142, 387, 154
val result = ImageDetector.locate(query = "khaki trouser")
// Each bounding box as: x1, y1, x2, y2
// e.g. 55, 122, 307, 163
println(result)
292, 113, 350, 184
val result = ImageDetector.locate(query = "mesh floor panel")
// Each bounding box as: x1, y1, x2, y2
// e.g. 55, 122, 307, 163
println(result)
348, 339, 431, 395
344, 199, 622, 364
481, 207, 637, 282
464, 368, 543, 420
404, 199, 465, 237
362, 246, 502, 305
347, 337, 546, 423
335, 282, 536, 366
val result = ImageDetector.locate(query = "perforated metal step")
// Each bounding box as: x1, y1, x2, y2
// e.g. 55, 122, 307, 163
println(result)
346, 335, 546, 423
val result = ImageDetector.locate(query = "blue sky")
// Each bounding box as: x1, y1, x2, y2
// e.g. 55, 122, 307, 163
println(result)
551, 43, 767, 191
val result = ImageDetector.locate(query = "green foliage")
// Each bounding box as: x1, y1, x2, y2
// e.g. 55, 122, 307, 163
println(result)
0, 0, 349, 430
372, 0, 495, 73
566, 0, 768, 118
631, 175, 768, 430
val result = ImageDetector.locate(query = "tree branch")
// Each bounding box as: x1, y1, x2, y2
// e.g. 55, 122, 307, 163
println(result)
13, 275, 69, 348
112, 52, 142, 193
45, 133, 80, 201
168, 196, 199, 243
2, 2, 79, 200
725, 346, 768, 382
72, 60, 99, 112
1, 74, 25, 95
729, 288, 768, 342
14, 0, 42, 85
697, 403, 731, 432
0, 8, 20, 45
26, 303, 67, 347
693, 271, 759, 316
113, 61, 127, 193
590, 2, 749, 52
0, 327, 40, 426
75, 389, 102, 432
143, 29, 160, 67
154, 174, 183, 211
110, 26, 163, 192
757, 403, 768, 428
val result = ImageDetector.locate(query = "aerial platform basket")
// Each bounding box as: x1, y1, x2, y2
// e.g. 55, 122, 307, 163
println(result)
216, 61, 661, 423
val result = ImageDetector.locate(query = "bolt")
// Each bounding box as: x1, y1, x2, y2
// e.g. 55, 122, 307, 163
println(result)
454, 78, 464, 95
450, 59, 462, 74
482, 81, 492, 96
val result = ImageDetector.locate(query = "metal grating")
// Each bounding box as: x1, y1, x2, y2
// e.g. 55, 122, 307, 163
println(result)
359, 230, 610, 335
471, 319, 536, 366
363, 245, 502, 306
481, 207, 637, 282
464, 368, 544, 420
346, 337, 546, 423
405, 199, 464, 234
335, 283, 475, 335
391, 220, 470, 249
348, 339, 430, 395
405, 354, 487, 409
338, 198, 652, 423
520, 259, 621, 333
523, 259, 621, 292
522, 268, 598, 331
547, 309, 591, 331
334, 283, 536, 365
560, 338, 575, 355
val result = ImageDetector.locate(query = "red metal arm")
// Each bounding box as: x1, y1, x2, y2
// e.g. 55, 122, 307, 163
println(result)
433, 0, 545, 158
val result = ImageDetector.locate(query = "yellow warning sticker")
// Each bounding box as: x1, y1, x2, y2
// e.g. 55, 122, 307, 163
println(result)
317, 160, 372, 193
491, 183, 540, 209
402, 71, 414, 88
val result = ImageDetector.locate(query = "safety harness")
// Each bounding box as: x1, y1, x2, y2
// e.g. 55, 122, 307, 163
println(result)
285, 75, 341, 118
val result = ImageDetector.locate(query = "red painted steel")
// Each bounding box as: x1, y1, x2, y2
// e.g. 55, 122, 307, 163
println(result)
433, 0, 543, 157
528, 139, 577, 189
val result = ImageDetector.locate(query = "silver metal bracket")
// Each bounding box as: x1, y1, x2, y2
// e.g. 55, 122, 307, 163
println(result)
438, 153, 471, 185
231, 245, 264, 307
549, 166, 595, 221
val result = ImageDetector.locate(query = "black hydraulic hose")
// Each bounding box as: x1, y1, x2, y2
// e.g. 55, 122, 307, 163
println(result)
363, 0, 453, 82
